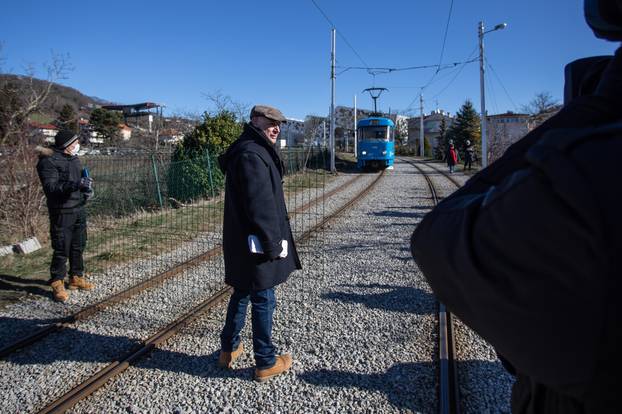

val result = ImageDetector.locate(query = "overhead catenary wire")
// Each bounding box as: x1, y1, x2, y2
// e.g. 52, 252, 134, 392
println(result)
429, 46, 479, 101
401, 47, 479, 114
436, 0, 455, 73
485, 57, 519, 112
485, 65, 500, 115
419, 0, 456, 92
310, 0, 370, 69
335, 58, 474, 76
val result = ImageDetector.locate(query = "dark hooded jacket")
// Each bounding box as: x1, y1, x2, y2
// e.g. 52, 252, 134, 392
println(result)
36, 146, 85, 213
411, 94, 621, 414
218, 123, 301, 291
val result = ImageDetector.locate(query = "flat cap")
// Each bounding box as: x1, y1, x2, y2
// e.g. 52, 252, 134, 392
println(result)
250, 105, 287, 123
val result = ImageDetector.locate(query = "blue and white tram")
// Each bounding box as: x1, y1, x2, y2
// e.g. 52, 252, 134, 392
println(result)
356, 117, 395, 170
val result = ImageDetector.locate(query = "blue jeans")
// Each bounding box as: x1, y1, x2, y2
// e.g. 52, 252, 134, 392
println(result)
220, 287, 276, 369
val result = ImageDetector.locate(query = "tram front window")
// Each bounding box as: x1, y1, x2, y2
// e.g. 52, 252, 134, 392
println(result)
358, 126, 390, 142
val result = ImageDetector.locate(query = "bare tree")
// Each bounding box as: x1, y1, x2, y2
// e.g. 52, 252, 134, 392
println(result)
0, 46, 72, 243
201, 90, 251, 122
0, 48, 72, 146
488, 124, 510, 163
520, 91, 560, 116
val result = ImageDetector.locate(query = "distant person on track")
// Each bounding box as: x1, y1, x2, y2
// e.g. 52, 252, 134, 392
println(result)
36, 129, 95, 302
463, 140, 475, 170
445, 142, 459, 173
217, 104, 301, 382
411, 1, 621, 412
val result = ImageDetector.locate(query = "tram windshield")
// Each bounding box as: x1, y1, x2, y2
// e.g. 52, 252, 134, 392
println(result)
358, 126, 392, 142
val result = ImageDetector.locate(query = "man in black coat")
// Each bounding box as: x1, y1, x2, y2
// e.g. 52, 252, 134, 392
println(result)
36, 130, 95, 302
217, 105, 301, 382
411, 4, 621, 413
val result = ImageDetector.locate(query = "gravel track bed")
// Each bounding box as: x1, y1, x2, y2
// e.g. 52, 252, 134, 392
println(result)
0, 172, 351, 350
0, 171, 376, 413
410, 160, 514, 413
68, 159, 438, 413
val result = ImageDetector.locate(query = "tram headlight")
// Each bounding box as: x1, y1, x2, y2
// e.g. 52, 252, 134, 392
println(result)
382, 150, 387, 155
361, 151, 367, 155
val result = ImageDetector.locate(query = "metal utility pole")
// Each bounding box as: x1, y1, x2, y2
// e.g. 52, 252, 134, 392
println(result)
353, 94, 357, 158
419, 93, 424, 158
330, 28, 336, 172
478, 20, 507, 168
322, 120, 326, 148
478, 21, 488, 168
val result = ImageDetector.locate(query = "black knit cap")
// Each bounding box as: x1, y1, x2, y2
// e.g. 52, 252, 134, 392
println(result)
54, 130, 79, 149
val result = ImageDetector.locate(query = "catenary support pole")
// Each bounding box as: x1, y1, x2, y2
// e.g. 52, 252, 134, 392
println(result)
479, 21, 488, 168
330, 28, 336, 172
419, 93, 425, 157
354, 94, 357, 158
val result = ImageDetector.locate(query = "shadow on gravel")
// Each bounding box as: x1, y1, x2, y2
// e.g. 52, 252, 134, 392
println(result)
299, 361, 436, 412
322, 283, 435, 315
0, 316, 65, 350
139, 348, 259, 381
371, 210, 427, 220
3, 328, 142, 365
331, 240, 407, 253
0, 274, 51, 298
300, 359, 513, 412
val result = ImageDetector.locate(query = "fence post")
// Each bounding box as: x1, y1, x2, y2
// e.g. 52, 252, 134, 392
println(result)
204, 149, 215, 198
151, 154, 164, 208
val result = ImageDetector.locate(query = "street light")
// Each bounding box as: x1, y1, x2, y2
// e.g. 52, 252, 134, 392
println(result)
479, 21, 507, 168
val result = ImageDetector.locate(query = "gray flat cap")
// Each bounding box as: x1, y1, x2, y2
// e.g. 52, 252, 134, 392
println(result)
250, 105, 287, 123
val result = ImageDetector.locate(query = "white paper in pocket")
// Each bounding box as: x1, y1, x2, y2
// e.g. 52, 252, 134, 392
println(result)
248, 235, 264, 254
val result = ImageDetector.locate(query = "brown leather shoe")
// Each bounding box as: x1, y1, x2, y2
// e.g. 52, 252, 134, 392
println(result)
68, 275, 94, 290
50, 280, 69, 302
255, 354, 292, 382
218, 343, 244, 369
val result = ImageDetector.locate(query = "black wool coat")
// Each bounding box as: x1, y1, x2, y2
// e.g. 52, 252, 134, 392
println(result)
218, 123, 301, 291
36, 146, 85, 213
411, 95, 622, 414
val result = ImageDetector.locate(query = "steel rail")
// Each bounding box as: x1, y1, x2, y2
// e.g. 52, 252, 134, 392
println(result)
421, 159, 463, 189
400, 157, 460, 414
0, 173, 365, 359
36, 170, 385, 414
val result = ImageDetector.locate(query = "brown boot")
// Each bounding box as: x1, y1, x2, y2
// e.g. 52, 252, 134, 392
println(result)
255, 354, 292, 382
218, 343, 244, 369
68, 275, 94, 290
50, 280, 69, 302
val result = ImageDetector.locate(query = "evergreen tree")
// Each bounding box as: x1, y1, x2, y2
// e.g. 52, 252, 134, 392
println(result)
90, 108, 124, 142
447, 100, 480, 160
56, 103, 78, 133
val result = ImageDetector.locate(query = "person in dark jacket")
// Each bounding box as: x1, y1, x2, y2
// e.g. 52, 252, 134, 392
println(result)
410, 10, 622, 413
217, 104, 301, 382
36, 130, 95, 302
463, 140, 475, 170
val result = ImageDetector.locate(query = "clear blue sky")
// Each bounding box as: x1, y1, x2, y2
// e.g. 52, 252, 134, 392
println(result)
0, 0, 618, 120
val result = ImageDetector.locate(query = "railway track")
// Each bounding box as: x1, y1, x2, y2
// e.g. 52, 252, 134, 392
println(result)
400, 157, 461, 414
0, 172, 366, 360
26, 170, 384, 414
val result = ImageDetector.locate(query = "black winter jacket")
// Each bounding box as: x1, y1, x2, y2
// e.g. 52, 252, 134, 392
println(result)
411, 95, 621, 414
218, 123, 301, 291
36, 146, 85, 213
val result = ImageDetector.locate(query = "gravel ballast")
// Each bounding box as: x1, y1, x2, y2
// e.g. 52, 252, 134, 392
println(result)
0, 159, 514, 413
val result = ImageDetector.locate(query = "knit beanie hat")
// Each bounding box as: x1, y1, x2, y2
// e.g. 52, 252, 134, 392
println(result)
54, 130, 79, 149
